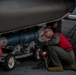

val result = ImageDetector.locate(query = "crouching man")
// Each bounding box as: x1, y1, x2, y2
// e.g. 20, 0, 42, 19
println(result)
43, 26, 76, 72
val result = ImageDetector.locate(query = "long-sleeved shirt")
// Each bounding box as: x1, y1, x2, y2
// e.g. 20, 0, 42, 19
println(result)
47, 33, 73, 51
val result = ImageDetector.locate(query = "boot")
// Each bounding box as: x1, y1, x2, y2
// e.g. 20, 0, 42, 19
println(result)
47, 65, 63, 72
64, 64, 76, 71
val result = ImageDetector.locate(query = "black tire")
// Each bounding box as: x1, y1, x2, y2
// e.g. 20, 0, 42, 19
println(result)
34, 48, 42, 61
4, 54, 15, 71
45, 56, 50, 67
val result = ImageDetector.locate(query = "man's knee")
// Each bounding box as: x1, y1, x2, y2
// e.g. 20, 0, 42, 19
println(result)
47, 46, 57, 53
47, 46, 59, 51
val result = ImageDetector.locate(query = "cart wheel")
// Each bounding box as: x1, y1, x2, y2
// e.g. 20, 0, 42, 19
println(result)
34, 48, 42, 60
4, 54, 15, 71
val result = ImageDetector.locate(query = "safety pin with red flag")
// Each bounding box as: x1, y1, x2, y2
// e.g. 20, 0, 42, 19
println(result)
0, 47, 2, 57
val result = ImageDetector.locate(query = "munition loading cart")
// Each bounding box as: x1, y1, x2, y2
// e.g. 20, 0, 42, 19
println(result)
0, 0, 75, 71
0, 28, 40, 70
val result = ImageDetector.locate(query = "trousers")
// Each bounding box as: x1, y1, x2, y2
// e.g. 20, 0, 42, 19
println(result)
47, 46, 75, 65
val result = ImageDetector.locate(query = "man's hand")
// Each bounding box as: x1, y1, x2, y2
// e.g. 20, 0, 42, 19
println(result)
43, 35, 49, 43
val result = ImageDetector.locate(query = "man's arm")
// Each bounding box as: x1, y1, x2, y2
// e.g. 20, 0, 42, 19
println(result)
48, 34, 60, 46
